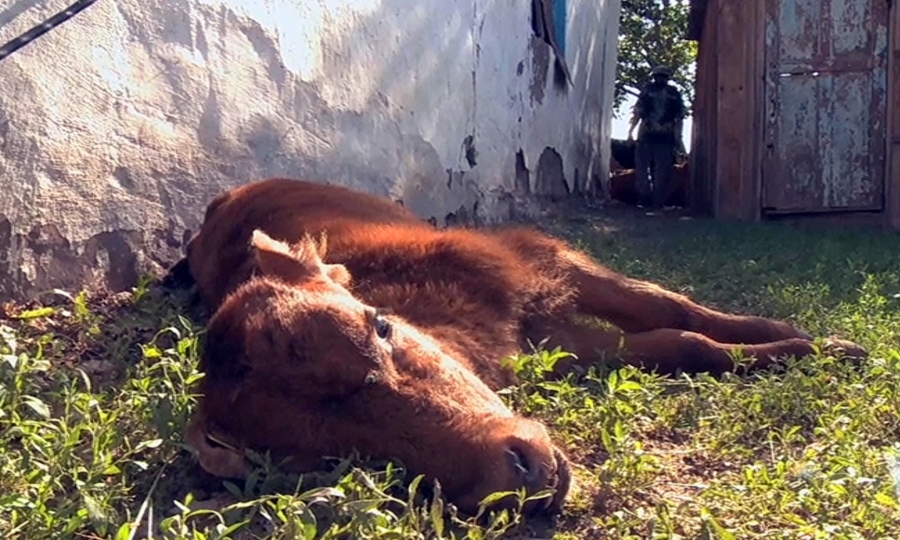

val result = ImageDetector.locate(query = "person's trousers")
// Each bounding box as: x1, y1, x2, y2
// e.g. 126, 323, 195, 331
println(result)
634, 139, 676, 208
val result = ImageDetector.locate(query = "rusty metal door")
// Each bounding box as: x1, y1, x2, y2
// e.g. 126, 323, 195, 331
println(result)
763, 0, 889, 213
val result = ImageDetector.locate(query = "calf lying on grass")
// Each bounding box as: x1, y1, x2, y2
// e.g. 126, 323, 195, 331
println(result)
171, 178, 866, 516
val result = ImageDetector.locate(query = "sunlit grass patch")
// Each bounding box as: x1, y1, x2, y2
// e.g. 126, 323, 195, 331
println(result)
1, 209, 899, 538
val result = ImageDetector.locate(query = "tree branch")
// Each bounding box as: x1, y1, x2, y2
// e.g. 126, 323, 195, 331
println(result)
616, 0, 697, 109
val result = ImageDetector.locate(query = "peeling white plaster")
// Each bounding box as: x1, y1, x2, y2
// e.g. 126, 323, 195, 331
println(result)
0, 0, 620, 300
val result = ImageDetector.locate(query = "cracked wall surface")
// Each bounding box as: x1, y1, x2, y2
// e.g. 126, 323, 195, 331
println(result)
0, 0, 619, 300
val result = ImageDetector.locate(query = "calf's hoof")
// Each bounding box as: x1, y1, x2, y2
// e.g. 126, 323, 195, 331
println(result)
186, 417, 249, 479
795, 328, 814, 341
822, 337, 868, 362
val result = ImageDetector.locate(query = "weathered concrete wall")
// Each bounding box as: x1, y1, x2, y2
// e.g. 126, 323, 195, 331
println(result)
0, 0, 619, 300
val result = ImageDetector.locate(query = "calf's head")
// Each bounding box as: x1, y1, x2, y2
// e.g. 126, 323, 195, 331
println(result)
188, 230, 570, 515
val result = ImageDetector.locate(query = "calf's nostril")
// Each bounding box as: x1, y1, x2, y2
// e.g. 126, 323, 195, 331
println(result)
505, 445, 549, 492
550, 448, 572, 505
505, 446, 532, 480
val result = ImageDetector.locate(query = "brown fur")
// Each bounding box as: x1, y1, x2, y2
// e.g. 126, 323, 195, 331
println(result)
179, 178, 866, 515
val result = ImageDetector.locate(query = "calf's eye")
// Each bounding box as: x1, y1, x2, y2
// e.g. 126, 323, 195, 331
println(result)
374, 315, 392, 340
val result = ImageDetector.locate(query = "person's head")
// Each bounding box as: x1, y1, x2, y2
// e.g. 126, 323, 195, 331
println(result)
650, 65, 673, 85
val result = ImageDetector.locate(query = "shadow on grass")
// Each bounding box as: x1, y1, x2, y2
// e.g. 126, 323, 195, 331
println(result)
537, 204, 900, 314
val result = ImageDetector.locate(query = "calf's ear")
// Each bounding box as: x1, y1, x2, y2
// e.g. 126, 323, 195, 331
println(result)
324, 263, 352, 287
250, 229, 324, 283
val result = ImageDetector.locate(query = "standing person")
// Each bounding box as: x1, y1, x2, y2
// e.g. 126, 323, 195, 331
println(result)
627, 66, 687, 210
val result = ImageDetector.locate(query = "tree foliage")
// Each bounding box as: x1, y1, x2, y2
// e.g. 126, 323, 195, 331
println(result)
615, 0, 698, 117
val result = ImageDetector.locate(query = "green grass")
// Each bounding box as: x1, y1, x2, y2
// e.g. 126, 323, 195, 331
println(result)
2, 209, 900, 539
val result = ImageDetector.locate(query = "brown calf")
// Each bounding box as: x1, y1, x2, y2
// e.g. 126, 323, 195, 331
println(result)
176, 178, 865, 516
609, 161, 690, 207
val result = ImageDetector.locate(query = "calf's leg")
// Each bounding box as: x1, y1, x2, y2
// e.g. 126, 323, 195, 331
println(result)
499, 229, 865, 360
563, 251, 804, 345
532, 320, 864, 376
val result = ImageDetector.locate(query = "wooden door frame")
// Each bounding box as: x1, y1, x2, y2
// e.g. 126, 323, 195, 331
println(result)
889, 0, 900, 229
713, 0, 761, 221
752, 0, 765, 221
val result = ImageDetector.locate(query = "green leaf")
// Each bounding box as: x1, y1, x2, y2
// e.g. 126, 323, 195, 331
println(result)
478, 490, 516, 509
23, 396, 51, 419
701, 507, 737, 540
114, 523, 133, 540
617, 381, 643, 392
430, 493, 445, 536
82, 492, 108, 523
601, 426, 615, 453
134, 438, 164, 452
2, 354, 18, 368
299, 486, 346, 503
218, 519, 251, 536
296, 507, 318, 540
875, 492, 897, 507
14, 307, 56, 319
